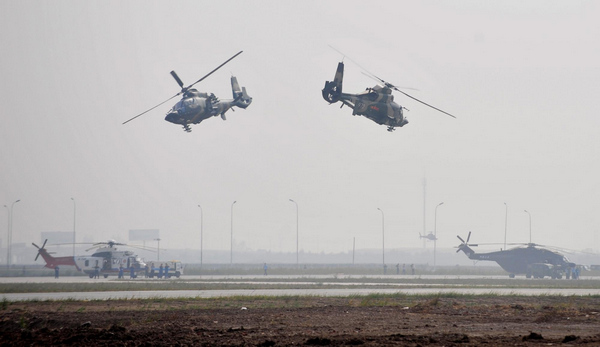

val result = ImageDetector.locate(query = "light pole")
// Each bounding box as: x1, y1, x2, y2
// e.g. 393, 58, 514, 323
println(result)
289, 199, 298, 266
524, 210, 532, 244
433, 202, 444, 269
377, 208, 385, 272
3, 205, 8, 268
7, 200, 20, 268
231, 201, 236, 265
503, 203, 508, 250
71, 198, 76, 256
197, 205, 203, 269
154, 238, 161, 262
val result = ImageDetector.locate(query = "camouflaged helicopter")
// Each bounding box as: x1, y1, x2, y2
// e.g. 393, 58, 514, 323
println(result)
123, 51, 252, 132
322, 49, 456, 132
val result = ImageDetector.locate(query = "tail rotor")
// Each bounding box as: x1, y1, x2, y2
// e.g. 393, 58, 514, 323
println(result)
32, 239, 48, 261
456, 232, 477, 255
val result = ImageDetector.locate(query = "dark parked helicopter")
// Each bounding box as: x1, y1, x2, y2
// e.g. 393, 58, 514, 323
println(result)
123, 51, 252, 132
456, 232, 576, 279
321, 51, 456, 132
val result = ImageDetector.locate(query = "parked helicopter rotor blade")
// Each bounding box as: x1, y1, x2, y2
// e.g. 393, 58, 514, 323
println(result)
457, 235, 465, 243
122, 94, 180, 125
185, 51, 243, 91
32, 242, 41, 260
466, 231, 471, 243
85, 245, 102, 252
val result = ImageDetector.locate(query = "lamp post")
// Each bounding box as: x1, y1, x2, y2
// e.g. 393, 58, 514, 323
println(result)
7, 200, 20, 269
524, 210, 532, 244
71, 198, 76, 256
433, 202, 444, 269
154, 238, 161, 261
3, 205, 9, 268
231, 201, 236, 265
289, 199, 298, 267
377, 208, 385, 272
198, 204, 203, 269
503, 203, 508, 250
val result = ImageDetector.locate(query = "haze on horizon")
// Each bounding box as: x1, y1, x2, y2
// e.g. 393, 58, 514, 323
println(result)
1, 1, 599, 264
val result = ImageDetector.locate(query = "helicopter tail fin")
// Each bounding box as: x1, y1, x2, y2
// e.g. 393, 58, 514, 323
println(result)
32, 239, 78, 269
231, 76, 252, 109
456, 232, 476, 258
322, 62, 344, 103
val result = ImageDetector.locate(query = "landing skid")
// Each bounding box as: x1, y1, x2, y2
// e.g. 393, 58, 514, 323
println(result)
182, 124, 192, 133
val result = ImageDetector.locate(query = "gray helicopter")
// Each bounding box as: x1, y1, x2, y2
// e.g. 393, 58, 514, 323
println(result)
322, 48, 456, 131
456, 232, 577, 279
123, 51, 252, 132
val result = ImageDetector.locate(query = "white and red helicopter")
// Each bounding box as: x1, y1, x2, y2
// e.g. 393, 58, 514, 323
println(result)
32, 239, 148, 278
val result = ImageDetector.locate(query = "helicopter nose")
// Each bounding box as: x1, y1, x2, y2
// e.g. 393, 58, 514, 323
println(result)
165, 111, 182, 124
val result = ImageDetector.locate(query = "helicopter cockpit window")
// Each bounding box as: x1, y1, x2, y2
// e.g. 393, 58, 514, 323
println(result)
173, 100, 184, 111
183, 98, 198, 109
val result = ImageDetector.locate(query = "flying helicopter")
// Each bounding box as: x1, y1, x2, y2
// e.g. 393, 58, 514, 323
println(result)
122, 51, 252, 132
419, 232, 438, 241
322, 48, 456, 132
32, 239, 151, 279
456, 232, 576, 279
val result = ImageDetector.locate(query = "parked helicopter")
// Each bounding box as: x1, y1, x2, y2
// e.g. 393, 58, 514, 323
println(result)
456, 232, 576, 279
419, 232, 438, 241
122, 51, 252, 132
322, 50, 456, 132
33, 239, 149, 278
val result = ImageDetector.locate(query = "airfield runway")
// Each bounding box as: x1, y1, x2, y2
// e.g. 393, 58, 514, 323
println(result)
3, 274, 600, 301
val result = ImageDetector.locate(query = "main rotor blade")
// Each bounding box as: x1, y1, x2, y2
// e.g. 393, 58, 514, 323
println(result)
393, 87, 456, 118
328, 46, 456, 119
185, 50, 243, 90
361, 72, 419, 91
329, 45, 379, 81
122, 93, 180, 125
170, 70, 184, 89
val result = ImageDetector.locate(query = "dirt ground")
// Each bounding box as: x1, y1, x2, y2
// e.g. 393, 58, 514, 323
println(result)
1, 295, 600, 346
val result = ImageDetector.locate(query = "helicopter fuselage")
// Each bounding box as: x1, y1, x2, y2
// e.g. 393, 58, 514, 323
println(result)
339, 87, 408, 130
164, 75, 252, 132
164, 90, 211, 126
458, 243, 575, 276
322, 62, 407, 132
75, 247, 146, 278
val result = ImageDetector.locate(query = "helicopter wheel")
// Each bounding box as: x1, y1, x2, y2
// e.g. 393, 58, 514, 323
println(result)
387, 126, 395, 132
182, 124, 192, 132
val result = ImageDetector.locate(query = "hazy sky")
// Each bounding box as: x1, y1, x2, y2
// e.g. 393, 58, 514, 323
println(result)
1, 1, 599, 260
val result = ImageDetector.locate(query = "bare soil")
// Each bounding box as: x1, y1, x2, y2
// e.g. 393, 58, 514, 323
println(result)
1, 295, 600, 346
